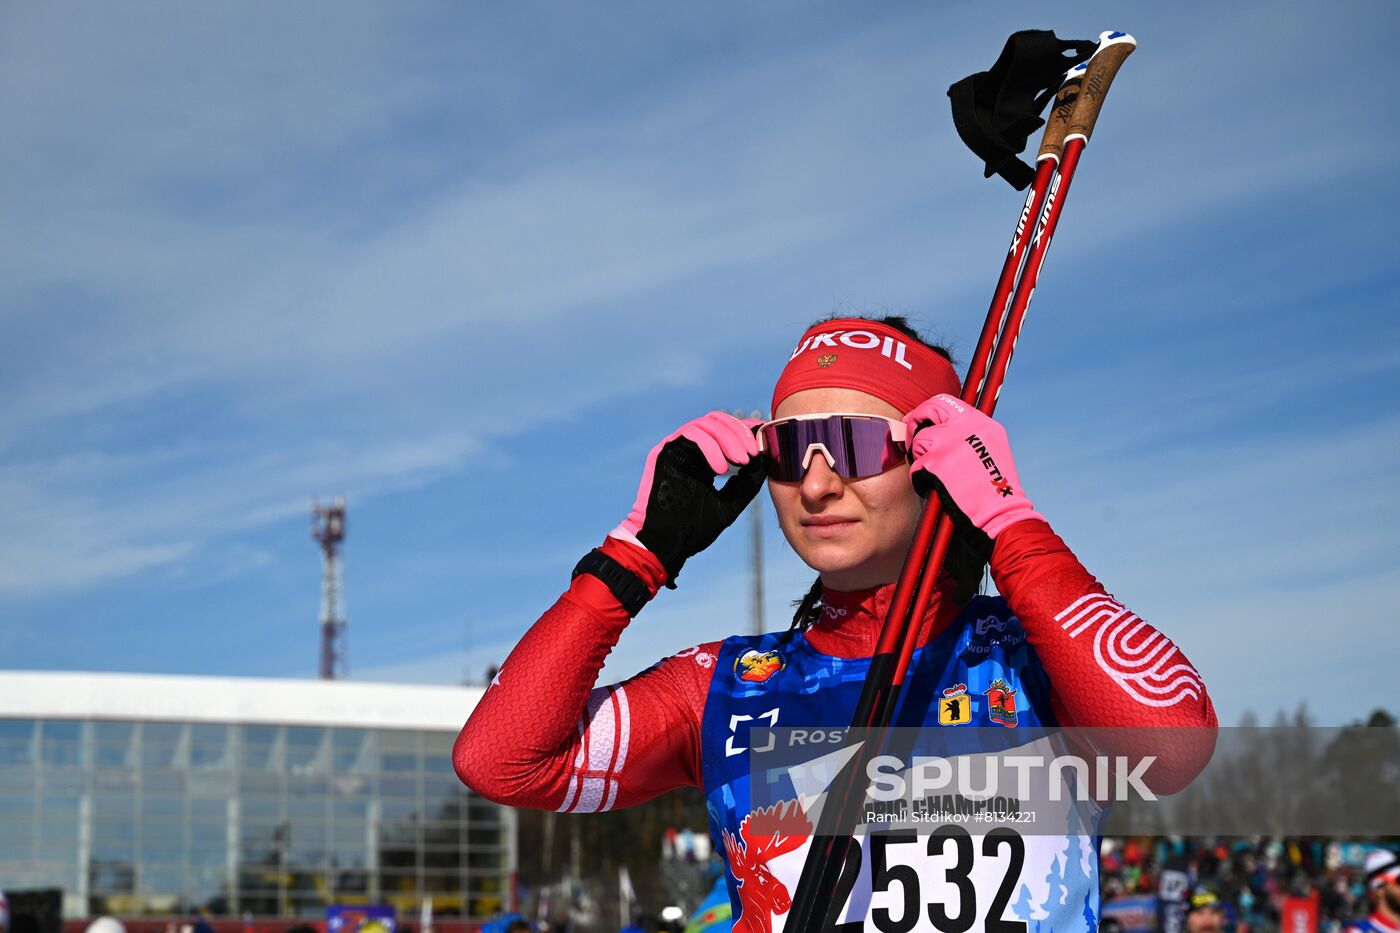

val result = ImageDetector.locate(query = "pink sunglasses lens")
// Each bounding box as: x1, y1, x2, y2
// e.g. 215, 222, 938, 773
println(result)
761, 416, 905, 481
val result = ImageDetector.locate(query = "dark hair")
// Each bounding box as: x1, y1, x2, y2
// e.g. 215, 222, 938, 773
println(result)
787, 314, 987, 632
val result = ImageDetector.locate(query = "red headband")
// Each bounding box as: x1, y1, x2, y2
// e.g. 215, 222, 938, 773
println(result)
771, 318, 962, 415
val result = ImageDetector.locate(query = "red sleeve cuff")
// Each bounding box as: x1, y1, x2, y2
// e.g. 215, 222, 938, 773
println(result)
565, 536, 670, 620
990, 518, 1092, 598
600, 536, 668, 593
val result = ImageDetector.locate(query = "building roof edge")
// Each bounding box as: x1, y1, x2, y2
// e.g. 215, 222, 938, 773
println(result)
0, 670, 483, 731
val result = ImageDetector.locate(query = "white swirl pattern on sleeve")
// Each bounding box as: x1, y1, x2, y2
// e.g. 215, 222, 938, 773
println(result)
1054, 593, 1203, 707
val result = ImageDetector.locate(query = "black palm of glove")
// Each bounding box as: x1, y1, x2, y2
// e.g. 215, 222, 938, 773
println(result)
611, 412, 766, 584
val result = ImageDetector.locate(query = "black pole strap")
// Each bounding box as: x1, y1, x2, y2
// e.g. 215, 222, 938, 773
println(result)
948, 30, 1096, 189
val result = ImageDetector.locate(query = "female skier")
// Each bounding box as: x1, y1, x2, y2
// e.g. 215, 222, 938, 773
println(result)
455, 315, 1217, 933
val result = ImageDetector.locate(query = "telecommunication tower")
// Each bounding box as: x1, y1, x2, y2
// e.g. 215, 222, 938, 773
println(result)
311, 496, 348, 679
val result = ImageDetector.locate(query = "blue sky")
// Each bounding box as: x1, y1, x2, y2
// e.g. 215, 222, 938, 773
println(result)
1, 2, 1396, 726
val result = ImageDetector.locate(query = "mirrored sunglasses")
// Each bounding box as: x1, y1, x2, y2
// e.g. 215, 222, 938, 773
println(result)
757, 413, 908, 482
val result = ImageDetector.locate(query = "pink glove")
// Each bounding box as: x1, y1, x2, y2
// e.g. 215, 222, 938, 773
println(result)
609, 412, 765, 583
903, 394, 1044, 541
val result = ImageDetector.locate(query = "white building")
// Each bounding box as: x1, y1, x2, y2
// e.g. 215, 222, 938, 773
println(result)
0, 672, 510, 921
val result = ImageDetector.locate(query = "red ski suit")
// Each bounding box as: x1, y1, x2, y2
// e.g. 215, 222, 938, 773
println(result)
454, 519, 1218, 810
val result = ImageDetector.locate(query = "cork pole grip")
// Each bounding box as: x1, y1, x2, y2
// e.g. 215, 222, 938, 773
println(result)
1067, 34, 1137, 142
1036, 68, 1083, 162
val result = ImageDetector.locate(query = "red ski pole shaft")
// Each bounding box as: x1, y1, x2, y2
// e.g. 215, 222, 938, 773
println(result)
879, 38, 1100, 702
869, 112, 1070, 686
979, 33, 1136, 413
962, 159, 1057, 403
782, 32, 1136, 933
783, 54, 1082, 933
959, 35, 1087, 403
887, 31, 1136, 716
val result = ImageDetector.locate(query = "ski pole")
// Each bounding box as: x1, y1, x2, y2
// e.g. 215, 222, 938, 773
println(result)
890, 30, 1138, 722
781, 32, 1136, 933
780, 61, 1078, 932
781, 54, 1080, 933
978, 32, 1137, 410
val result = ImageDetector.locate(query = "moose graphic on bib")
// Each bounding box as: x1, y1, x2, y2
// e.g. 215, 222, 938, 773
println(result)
722, 799, 813, 933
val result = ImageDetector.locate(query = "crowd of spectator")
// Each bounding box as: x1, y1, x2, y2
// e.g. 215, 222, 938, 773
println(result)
1099, 838, 1396, 933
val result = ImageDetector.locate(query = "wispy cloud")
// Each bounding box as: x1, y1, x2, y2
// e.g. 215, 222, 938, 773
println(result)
0, 431, 482, 593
